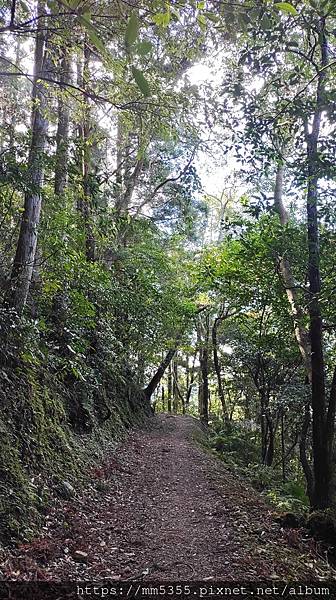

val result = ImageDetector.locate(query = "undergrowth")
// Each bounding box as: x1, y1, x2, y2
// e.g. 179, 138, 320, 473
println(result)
208, 418, 309, 516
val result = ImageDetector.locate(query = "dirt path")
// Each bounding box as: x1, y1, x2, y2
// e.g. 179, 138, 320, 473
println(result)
2, 415, 333, 581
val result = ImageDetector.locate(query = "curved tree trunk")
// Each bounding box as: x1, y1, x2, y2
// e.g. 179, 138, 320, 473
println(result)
274, 164, 312, 383
144, 347, 177, 400
273, 162, 314, 500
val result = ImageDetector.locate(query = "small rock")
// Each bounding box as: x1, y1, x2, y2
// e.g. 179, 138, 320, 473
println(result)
73, 550, 88, 562
57, 480, 75, 499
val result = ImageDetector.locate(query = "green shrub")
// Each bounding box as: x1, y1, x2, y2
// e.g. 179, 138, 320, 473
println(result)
211, 424, 259, 466
210, 422, 309, 516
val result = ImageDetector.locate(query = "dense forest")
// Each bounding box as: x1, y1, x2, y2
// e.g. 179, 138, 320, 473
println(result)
1, 0, 336, 577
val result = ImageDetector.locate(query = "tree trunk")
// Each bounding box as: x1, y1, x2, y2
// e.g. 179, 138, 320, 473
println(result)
198, 357, 203, 419
186, 354, 189, 391
77, 41, 95, 262
274, 163, 312, 382
300, 401, 314, 505
281, 412, 286, 482
304, 18, 331, 509
265, 411, 274, 467
167, 361, 172, 413
199, 320, 209, 425
55, 46, 71, 196
8, 36, 22, 148
115, 115, 125, 213
186, 349, 197, 407
273, 162, 315, 497
123, 154, 143, 211
173, 358, 178, 413
172, 356, 186, 414
144, 347, 177, 400
4, 0, 49, 313
260, 398, 267, 464
114, 116, 143, 218
212, 315, 228, 422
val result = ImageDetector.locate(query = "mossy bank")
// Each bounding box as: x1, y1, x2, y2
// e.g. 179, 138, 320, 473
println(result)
0, 361, 151, 543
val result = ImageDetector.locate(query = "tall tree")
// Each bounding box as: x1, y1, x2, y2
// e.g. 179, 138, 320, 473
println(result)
4, 0, 49, 312
273, 162, 312, 382
76, 40, 95, 262
54, 46, 71, 196
304, 16, 335, 509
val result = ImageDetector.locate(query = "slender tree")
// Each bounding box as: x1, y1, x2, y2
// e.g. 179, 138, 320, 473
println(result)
304, 17, 336, 509
55, 46, 71, 196
5, 0, 49, 312
77, 40, 95, 262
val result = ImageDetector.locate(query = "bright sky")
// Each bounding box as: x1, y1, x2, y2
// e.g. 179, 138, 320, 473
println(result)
186, 62, 245, 200
187, 63, 229, 196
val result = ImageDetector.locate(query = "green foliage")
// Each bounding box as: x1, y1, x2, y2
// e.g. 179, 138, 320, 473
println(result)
78, 13, 108, 57
266, 482, 309, 514
211, 426, 259, 467
274, 3, 298, 16
211, 423, 309, 514
1, 0, 336, 540
125, 12, 140, 48
131, 66, 151, 97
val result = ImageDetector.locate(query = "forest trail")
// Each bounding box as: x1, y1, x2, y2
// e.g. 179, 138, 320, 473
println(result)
2, 415, 331, 581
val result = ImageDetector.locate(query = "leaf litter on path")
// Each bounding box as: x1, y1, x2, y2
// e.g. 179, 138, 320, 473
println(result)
1, 415, 335, 581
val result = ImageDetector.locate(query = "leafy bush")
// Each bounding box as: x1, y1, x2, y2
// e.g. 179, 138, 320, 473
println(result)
246, 463, 281, 490
210, 422, 309, 515
211, 424, 259, 466
282, 480, 309, 506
